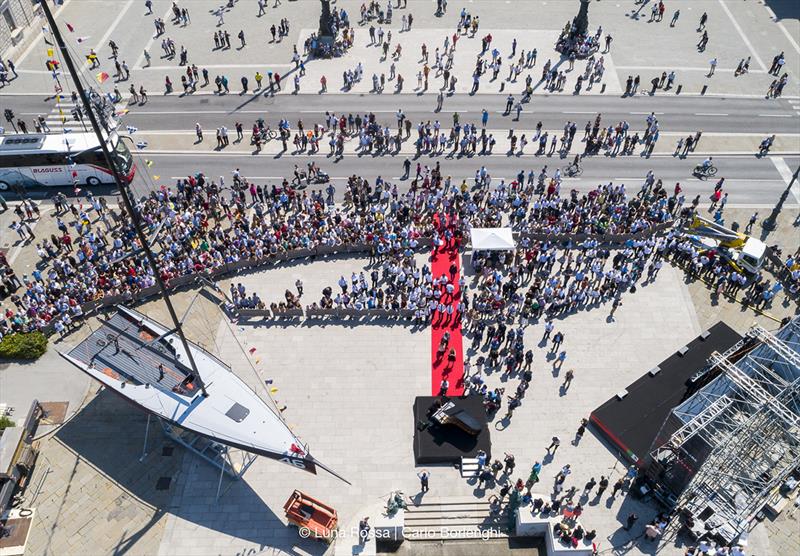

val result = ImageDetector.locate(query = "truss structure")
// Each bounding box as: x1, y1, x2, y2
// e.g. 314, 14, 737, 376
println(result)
648, 317, 800, 543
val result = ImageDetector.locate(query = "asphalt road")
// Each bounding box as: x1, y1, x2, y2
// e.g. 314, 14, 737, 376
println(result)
6, 93, 800, 134
120, 151, 796, 208
2, 93, 798, 207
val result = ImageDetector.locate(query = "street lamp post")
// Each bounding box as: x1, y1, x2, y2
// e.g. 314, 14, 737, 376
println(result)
575, 0, 590, 37
319, 0, 334, 39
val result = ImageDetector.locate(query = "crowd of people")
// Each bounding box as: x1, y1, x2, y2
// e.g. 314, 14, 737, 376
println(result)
4, 145, 799, 342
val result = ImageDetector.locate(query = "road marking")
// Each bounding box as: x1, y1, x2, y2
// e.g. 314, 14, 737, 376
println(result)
168, 176, 349, 181
134, 2, 176, 70
8, 207, 50, 265
694, 113, 728, 116
615, 65, 765, 74
717, 0, 768, 71
764, 5, 800, 55
92, 0, 135, 70
14, 0, 74, 67
140, 64, 293, 71
771, 157, 800, 204
140, 150, 800, 158
630, 112, 664, 115
562, 111, 596, 114
758, 114, 793, 118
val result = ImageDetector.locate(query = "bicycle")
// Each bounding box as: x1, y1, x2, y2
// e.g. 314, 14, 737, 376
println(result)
564, 161, 583, 177
693, 164, 717, 178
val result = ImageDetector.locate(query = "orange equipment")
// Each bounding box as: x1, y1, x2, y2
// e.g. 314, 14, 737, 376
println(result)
283, 490, 338, 542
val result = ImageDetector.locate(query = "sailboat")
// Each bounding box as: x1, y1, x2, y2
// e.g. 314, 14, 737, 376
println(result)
40, 2, 346, 483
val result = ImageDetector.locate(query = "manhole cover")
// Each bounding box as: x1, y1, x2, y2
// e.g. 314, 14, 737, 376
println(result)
155, 477, 172, 491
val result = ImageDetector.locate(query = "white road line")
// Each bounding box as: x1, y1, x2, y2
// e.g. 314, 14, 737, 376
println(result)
562, 111, 596, 114
630, 112, 664, 115
765, 5, 800, 55
134, 3, 175, 70
14, 0, 74, 67
616, 64, 765, 74
759, 114, 793, 118
8, 207, 50, 265
141, 64, 294, 71
718, 0, 768, 71
771, 156, 800, 204
92, 0, 135, 71
694, 113, 728, 116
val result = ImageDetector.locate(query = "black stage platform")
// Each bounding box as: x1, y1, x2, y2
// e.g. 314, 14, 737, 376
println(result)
413, 396, 491, 464
590, 322, 741, 466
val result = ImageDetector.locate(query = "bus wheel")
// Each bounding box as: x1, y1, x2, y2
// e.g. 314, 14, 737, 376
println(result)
86, 176, 101, 186
0, 181, 9, 191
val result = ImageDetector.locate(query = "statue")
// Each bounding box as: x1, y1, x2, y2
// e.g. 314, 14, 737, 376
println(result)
319, 0, 334, 38
574, 0, 590, 37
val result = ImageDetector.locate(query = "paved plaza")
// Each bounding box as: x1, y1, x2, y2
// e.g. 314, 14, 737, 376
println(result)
1, 1, 799, 556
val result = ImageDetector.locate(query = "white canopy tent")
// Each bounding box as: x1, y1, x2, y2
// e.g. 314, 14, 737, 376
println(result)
470, 228, 516, 251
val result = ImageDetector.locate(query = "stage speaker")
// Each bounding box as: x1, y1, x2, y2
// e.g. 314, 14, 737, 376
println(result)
677, 346, 690, 356
700, 330, 711, 340
616, 390, 628, 400
648, 366, 661, 376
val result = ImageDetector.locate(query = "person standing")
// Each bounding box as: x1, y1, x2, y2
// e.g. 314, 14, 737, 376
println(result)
612, 477, 625, 497
563, 369, 575, 391
542, 320, 554, 341
546, 436, 560, 454
597, 476, 609, 497
358, 517, 370, 545
195, 123, 203, 142
503, 452, 516, 474
609, 297, 622, 319
418, 469, 430, 492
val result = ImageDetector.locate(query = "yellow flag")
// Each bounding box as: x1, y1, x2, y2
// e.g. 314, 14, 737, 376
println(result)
47, 49, 54, 57
270, 387, 278, 393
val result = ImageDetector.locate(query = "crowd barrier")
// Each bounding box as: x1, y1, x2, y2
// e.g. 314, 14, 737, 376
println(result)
37, 225, 674, 337
304, 306, 416, 320
510, 220, 674, 248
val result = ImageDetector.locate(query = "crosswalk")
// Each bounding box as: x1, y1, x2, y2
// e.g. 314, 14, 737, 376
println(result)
37, 99, 88, 134
789, 99, 800, 117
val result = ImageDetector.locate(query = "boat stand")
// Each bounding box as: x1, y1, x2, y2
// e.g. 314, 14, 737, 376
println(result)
147, 418, 258, 499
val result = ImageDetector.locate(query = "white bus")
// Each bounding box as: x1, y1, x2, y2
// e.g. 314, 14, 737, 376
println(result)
0, 132, 135, 191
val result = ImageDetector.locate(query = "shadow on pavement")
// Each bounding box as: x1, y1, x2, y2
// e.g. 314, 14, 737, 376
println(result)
54, 388, 327, 555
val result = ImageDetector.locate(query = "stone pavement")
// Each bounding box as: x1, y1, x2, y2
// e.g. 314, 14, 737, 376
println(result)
149, 252, 704, 556
0, 194, 796, 555
4, 0, 799, 100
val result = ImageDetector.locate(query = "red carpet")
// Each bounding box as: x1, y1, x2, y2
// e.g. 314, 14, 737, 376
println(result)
430, 214, 465, 396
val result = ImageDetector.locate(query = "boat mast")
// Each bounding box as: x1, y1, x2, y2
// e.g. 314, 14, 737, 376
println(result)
41, 2, 208, 397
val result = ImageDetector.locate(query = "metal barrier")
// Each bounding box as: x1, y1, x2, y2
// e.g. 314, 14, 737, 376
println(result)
236, 309, 273, 319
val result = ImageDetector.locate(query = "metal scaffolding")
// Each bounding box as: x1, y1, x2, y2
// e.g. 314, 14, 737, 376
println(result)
648, 317, 800, 543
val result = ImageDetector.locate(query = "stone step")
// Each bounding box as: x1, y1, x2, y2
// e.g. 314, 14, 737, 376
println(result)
405, 512, 504, 525
460, 457, 481, 478
405, 524, 510, 541
406, 500, 492, 513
